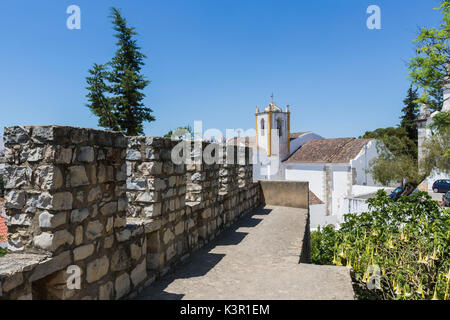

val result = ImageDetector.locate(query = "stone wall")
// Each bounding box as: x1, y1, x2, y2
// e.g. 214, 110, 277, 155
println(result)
0, 126, 262, 300
126, 139, 261, 277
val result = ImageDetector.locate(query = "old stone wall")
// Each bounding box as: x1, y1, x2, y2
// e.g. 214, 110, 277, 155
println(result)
126, 139, 261, 277
0, 126, 262, 300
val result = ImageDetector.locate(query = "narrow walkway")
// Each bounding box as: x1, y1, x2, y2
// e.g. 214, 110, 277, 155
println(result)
137, 206, 354, 300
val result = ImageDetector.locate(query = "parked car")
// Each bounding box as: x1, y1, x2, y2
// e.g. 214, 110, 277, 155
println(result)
432, 179, 450, 193
443, 191, 450, 207
389, 186, 403, 199
389, 186, 420, 201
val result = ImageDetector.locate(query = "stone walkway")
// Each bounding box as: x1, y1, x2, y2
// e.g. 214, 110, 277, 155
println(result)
137, 206, 354, 300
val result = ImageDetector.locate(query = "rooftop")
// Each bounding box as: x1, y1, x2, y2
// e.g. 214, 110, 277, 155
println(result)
283, 138, 373, 164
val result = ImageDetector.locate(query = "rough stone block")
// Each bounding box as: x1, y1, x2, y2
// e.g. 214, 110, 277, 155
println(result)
115, 273, 131, 299
130, 260, 146, 287
86, 256, 109, 283
74, 244, 95, 261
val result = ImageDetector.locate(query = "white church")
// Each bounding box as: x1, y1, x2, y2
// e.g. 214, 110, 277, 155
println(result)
228, 101, 383, 229
228, 82, 449, 229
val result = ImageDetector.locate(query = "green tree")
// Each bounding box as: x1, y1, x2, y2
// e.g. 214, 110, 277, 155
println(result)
361, 127, 417, 159
86, 7, 154, 136
86, 63, 118, 131
400, 86, 419, 145
164, 125, 193, 140
365, 0, 450, 197
420, 126, 450, 176
408, 0, 450, 112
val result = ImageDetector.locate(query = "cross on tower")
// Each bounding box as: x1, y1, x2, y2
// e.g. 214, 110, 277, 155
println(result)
270, 93, 274, 103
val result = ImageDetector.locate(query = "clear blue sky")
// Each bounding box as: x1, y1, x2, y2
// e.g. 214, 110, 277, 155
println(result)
0, 0, 443, 139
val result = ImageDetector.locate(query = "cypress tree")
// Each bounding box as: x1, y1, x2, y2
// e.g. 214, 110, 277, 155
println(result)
400, 86, 419, 145
86, 7, 154, 136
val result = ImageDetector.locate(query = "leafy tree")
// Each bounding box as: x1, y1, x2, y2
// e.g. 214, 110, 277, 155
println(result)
365, 1, 450, 197
86, 64, 118, 131
408, 0, 450, 112
164, 125, 193, 140
361, 127, 417, 160
420, 126, 450, 175
86, 7, 154, 136
400, 86, 419, 145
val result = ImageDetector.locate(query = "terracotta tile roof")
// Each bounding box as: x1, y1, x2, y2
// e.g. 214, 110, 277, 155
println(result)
284, 138, 372, 163
290, 132, 308, 141
0, 215, 7, 243
309, 190, 324, 205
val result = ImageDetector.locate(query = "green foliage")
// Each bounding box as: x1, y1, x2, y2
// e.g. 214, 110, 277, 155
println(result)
362, 126, 417, 159
0, 247, 6, 258
164, 125, 193, 139
361, 124, 420, 186
311, 225, 337, 265
429, 110, 450, 133
400, 86, 419, 145
311, 190, 450, 300
420, 126, 450, 175
86, 7, 154, 136
408, 0, 450, 112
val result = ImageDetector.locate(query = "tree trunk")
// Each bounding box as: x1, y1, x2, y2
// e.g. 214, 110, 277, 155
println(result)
392, 181, 419, 201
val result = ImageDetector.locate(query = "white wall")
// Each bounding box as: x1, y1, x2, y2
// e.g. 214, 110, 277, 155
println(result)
256, 113, 269, 153
331, 165, 351, 217
284, 163, 325, 201
310, 204, 338, 231
351, 185, 391, 197
350, 140, 378, 186
272, 112, 290, 160
339, 197, 370, 224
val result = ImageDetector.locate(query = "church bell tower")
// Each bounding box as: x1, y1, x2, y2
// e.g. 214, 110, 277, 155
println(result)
255, 98, 291, 160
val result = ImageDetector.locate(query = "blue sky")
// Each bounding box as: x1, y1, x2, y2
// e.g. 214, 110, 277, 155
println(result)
0, 0, 444, 139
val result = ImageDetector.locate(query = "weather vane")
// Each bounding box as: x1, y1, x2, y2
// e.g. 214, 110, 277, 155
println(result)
270, 93, 274, 103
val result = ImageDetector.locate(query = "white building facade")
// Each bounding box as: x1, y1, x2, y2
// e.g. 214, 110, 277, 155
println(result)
229, 101, 382, 229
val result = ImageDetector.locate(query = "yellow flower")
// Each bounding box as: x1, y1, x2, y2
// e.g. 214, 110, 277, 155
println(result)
346, 258, 352, 269
432, 286, 439, 300
395, 284, 402, 295
417, 252, 428, 265
416, 282, 425, 299
404, 287, 412, 298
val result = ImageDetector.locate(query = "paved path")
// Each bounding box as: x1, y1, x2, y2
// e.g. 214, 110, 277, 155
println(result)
137, 206, 354, 300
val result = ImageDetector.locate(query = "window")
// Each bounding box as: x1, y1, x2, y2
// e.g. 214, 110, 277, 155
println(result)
276, 118, 282, 137
260, 119, 265, 136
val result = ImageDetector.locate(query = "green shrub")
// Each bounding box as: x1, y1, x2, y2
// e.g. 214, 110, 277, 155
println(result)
311, 190, 450, 300
0, 247, 6, 258
311, 225, 337, 265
